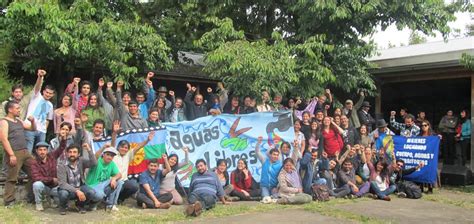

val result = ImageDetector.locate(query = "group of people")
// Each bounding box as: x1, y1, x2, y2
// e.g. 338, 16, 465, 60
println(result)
0, 69, 469, 217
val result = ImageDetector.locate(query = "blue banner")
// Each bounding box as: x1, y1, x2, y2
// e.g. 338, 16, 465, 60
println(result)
164, 111, 295, 187
392, 136, 440, 184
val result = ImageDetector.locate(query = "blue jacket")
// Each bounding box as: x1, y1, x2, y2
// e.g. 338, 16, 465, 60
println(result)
260, 158, 282, 188
461, 119, 471, 140
299, 152, 329, 194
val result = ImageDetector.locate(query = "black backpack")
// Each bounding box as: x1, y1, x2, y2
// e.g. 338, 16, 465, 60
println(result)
399, 181, 422, 199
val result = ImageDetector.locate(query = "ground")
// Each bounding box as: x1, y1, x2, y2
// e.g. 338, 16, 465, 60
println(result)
1, 187, 474, 224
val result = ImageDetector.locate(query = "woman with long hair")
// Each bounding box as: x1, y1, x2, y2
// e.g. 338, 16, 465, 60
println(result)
53, 94, 76, 134
294, 120, 306, 154
368, 159, 396, 201
276, 158, 312, 204
49, 122, 79, 165
457, 109, 471, 166
154, 97, 167, 122
159, 147, 189, 205
230, 159, 261, 201
214, 159, 233, 197
321, 116, 344, 159
359, 124, 373, 148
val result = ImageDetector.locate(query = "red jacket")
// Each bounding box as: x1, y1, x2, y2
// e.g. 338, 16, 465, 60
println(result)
322, 128, 343, 157
230, 170, 252, 192
31, 140, 66, 187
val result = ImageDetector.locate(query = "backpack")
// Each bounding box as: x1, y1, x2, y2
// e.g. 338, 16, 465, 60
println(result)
399, 181, 422, 199
312, 184, 330, 201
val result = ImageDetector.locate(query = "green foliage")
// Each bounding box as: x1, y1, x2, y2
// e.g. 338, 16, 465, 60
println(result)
461, 53, 474, 71
409, 30, 428, 45
2, 0, 173, 87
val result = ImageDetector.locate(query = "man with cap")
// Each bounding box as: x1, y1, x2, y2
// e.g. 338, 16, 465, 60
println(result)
57, 144, 99, 215
30, 141, 66, 211
358, 101, 376, 132
86, 145, 123, 211
342, 91, 365, 129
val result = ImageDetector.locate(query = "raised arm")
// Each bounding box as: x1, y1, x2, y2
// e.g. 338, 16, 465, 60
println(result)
177, 147, 190, 169
131, 131, 154, 154
353, 91, 365, 110
94, 142, 111, 159
34, 69, 46, 95
255, 136, 266, 163
161, 154, 171, 176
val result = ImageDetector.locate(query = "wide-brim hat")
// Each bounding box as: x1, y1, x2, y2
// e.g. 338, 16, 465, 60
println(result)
376, 119, 388, 128
158, 86, 167, 93
345, 99, 353, 105
362, 101, 371, 108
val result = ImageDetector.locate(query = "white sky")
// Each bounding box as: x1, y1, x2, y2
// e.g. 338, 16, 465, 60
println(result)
371, 11, 473, 49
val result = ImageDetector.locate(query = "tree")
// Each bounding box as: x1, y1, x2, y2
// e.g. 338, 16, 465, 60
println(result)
461, 53, 474, 71
409, 30, 428, 45
1, 0, 173, 89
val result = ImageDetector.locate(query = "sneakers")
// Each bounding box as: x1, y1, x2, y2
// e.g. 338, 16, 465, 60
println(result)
59, 207, 67, 215
366, 193, 377, 199
142, 203, 147, 209
35, 203, 44, 211
79, 207, 87, 214
111, 205, 119, 211
185, 201, 203, 217
397, 192, 407, 198
345, 194, 355, 199
88, 204, 98, 211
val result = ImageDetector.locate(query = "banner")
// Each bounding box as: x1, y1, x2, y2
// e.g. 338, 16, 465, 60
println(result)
164, 111, 295, 187
93, 127, 168, 176
381, 135, 440, 184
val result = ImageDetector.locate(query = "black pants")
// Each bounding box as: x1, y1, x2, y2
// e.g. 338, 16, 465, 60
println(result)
460, 139, 471, 166
188, 192, 216, 210
119, 179, 139, 202
136, 192, 173, 208
230, 179, 261, 200
58, 186, 98, 209
442, 133, 456, 165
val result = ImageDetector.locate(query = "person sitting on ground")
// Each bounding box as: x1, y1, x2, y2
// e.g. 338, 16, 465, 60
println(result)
389, 112, 420, 138
186, 159, 230, 217
86, 145, 123, 211
159, 147, 189, 205
137, 157, 173, 209
300, 149, 329, 195
360, 146, 377, 183
230, 159, 261, 201
31, 141, 65, 211
213, 159, 234, 200
337, 159, 370, 198
255, 136, 282, 198
325, 157, 351, 198
368, 155, 397, 201
57, 144, 100, 215
276, 158, 313, 204
393, 159, 425, 197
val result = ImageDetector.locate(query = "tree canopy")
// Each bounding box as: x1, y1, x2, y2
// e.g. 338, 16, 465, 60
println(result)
1, 0, 469, 97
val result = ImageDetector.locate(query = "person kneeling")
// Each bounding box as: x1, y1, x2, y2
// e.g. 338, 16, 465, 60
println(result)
277, 158, 312, 205
57, 144, 100, 215
137, 156, 173, 209
186, 159, 229, 217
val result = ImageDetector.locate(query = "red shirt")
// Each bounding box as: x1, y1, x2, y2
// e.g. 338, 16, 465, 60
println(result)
31, 140, 66, 187
231, 170, 252, 192
322, 128, 343, 157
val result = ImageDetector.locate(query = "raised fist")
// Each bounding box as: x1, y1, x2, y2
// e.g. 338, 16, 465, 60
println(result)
117, 80, 124, 88
168, 90, 175, 96
107, 82, 113, 89
207, 87, 212, 93
98, 78, 105, 87
390, 111, 396, 117
147, 72, 154, 79
73, 77, 81, 85
37, 69, 47, 77
186, 83, 192, 90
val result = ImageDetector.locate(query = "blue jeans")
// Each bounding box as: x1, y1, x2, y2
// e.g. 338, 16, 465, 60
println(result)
370, 181, 396, 199
25, 131, 46, 154
32, 181, 59, 204
261, 186, 278, 198
91, 179, 124, 206
188, 191, 217, 210
58, 185, 98, 209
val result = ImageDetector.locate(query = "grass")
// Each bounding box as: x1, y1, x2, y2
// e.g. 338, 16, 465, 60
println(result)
421, 187, 474, 210
443, 185, 474, 194
0, 202, 37, 224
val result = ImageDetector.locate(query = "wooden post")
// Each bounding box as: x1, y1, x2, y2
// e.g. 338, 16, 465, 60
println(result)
470, 76, 474, 172
375, 81, 382, 119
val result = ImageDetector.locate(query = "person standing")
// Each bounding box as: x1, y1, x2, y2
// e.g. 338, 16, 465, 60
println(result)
358, 101, 376, 132
342, 91, 365, 129
184, 83, 208, 120
0, 101, 36, 207
456, 109, 471, 166
24, 69, 55, 153
390, 112, 420, 138
438, 110, 458, 165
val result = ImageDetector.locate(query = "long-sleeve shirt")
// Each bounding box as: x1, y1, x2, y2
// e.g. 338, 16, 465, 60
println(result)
31, 140, 67, 187
390, 117, 420, 137
189, 171, 224, 199
184, 91, 208, 121
57, 149, 98, 193
461, 119, 471, 140
230, 170, 253, 193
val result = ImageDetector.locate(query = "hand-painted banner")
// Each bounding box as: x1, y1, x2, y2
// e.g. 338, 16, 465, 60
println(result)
93, 127, 168, 176
382, 135, 440, 184
164, 111, 295, 187
93, 112, 295, 187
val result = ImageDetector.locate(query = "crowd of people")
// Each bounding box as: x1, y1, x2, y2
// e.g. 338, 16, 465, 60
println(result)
0, 69, 470, 217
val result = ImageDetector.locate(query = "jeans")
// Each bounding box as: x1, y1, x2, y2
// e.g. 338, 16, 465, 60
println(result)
32, 181, 59, 204
91, 179, 124, 206
261, 186, 278, 198
25, 131, 46, 154
330, 184, 351, 198
351, 182, 370, 197
118, 179, 139, 202
370, 181, 396, 199
136, 192, 173, 208
188, 192, 217, 210
58, 185, 98, 209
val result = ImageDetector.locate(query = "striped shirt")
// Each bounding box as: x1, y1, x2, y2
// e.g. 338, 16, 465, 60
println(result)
189, 171, 224, 198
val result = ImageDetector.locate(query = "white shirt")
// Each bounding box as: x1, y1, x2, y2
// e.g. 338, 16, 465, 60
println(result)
113, 150, 134, 180
25, 91, 53, 133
